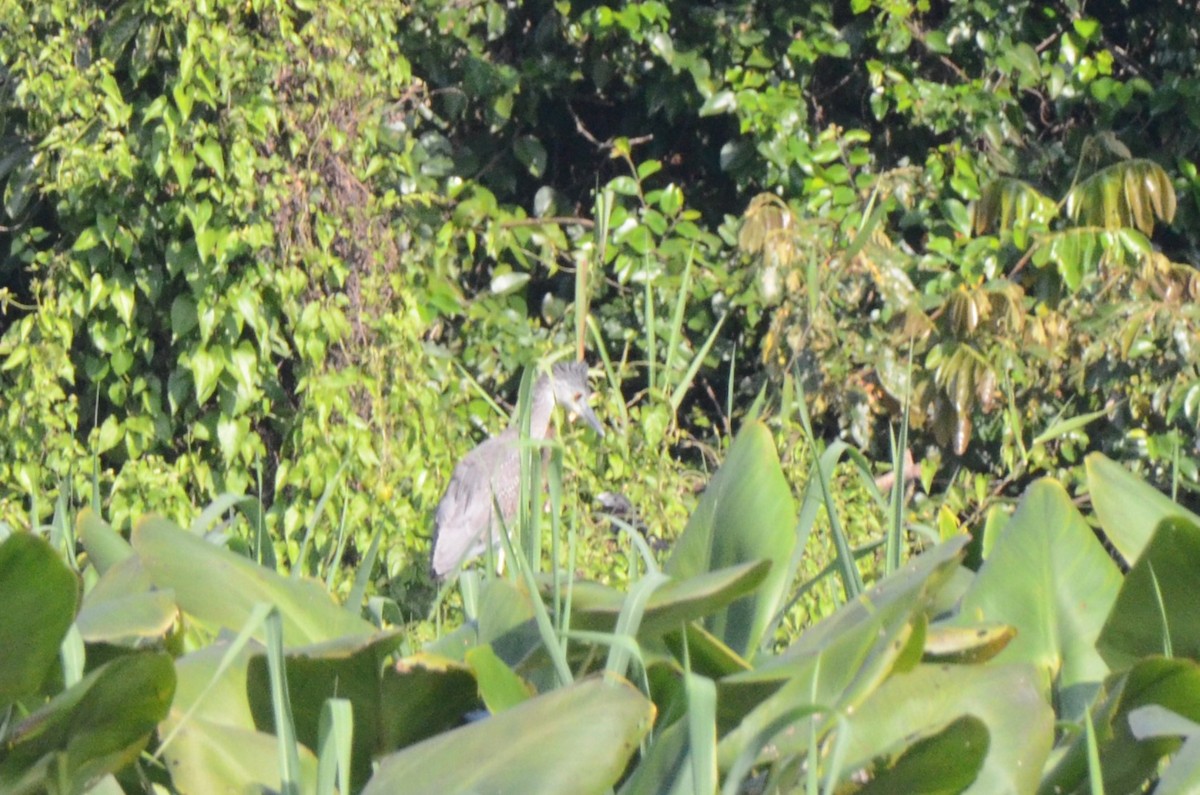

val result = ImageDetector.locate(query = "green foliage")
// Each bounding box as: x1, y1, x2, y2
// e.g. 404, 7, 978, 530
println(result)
5, 0, 1200, 789
4, 415, 1200, 791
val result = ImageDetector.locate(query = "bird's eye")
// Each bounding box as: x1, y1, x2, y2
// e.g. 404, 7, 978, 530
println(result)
574, 392, 582, 401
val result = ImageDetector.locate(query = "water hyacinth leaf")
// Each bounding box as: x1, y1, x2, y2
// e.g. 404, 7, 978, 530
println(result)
838, 663, 1050, 794
0, 532, 79, 701
133, 516, 376, 647
1097, 518, 1200, 670
1086, 452, 1200, 564
666, 421, 797, 660
362, 677, 654, 795
954, 478, 1120, 719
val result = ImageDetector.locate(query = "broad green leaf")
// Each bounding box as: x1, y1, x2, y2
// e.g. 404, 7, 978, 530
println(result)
662, 622, 752, 679
0, 532, 79, 701
1086, 452, 1200, 564
160, 716, 319, 795
466, 644, 534, 714
362, 677, 654, 795
852, 714, 988, 794
513, 136, 547, 178
1039, 657, 1200, 795
160, 636, 321, 794
565, 560, 770, 638
718, 537, 968, 764
247, 632, 407, 792
922, 622, 1015, 664
0, 653, 175, 793
839, 663, 1050, 794
954, 478, 1121, 718
1097, 518, 1200, 669
666, 421, 797, 660
76, 555, 177, 645
619, 718, 689, 795
133, 517, 375, 647
379, 653, 480, 751
1127, 705, 1200, 795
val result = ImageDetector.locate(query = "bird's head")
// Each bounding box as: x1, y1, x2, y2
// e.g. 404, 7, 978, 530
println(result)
548, 361, 604, 436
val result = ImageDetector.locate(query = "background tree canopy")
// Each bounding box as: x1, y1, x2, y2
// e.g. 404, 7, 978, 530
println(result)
1, 0, 1199, 591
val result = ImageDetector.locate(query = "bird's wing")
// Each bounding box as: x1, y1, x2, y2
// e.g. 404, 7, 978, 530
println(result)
430, 450, 497, 578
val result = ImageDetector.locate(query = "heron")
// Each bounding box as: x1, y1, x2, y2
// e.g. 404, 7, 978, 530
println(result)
430, 362, 604, 579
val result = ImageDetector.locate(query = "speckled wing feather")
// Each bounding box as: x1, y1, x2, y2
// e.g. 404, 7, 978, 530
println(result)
430, 448, 498, 578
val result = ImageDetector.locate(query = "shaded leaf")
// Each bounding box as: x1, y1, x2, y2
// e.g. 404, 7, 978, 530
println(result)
1097, 518, 1200, 670
362, 677, 654, 795
0, 533, 79, 702
954, 478, 1121, 719
133, 517, 375, 647
666, 422, 797, 660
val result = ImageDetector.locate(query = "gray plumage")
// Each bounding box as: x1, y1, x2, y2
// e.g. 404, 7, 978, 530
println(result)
430, 362, 603, 579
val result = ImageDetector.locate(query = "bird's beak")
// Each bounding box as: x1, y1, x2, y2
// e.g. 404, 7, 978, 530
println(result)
576, 403, 605, 437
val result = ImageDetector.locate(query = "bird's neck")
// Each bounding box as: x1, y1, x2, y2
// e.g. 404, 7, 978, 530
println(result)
523, 375, 556, 439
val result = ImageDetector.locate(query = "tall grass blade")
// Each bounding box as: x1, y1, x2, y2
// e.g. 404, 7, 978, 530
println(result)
1084, 707, 1105, 795
792, 373, 864, 599
604, 570, 668, 680
157, 602, 274, 758
548, 447, 564, 630
668, 311, 727, 415
663, 249, 694, 396
685, 672, 718, 795
515, 368, 536, 578
346, 526, 382, 616
584, 187, 614, 362
814, 441, 865, 600
293, 460, 348, 578
761, 476, 823, 651
324, 496, 351, 592
645, 261, 658, 393
821, 715, 851, 795
587, 314, 630, 427
1148, 561, 1172, 659
316, 698, 353, 795
60, 624, 84, 687
726, 340, 737, 432
265, 608, 303, 795
504, 509, 574, 686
